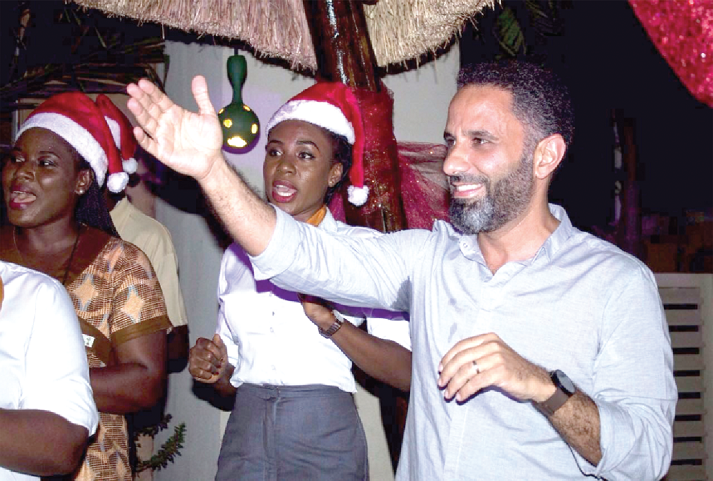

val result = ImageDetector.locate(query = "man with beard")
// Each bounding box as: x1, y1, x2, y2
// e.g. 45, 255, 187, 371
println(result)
127, 61, 676, 480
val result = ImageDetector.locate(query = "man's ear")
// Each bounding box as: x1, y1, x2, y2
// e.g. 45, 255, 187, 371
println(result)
328, 162, 344, 188
533, 134, 566, 180
75, 169, 93, 195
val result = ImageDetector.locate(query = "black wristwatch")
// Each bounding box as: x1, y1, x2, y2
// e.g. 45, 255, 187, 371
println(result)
534, 369, 575, 416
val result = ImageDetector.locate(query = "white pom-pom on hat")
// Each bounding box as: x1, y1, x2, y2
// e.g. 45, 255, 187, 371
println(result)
347, 185, 369, 207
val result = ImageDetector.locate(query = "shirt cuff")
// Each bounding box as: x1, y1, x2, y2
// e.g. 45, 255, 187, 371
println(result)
249, 205, 301, 281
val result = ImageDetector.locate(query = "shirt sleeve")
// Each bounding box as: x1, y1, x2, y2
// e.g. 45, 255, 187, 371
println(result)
216, 246, 243, 381
251, 206, 423, 313
366, 314, 412, 351
575, 264, 677, 479
21, 279, 99, 434
109, 243, 172, 346
151, 246, 189, 327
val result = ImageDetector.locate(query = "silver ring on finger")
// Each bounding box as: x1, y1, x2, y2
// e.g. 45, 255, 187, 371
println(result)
472, 359, 480, 375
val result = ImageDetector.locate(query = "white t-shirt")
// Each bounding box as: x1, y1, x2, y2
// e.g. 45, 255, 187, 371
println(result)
0, 261, 99, 481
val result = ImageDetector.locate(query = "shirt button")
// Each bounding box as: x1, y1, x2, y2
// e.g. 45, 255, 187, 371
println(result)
269, 327, 275, 333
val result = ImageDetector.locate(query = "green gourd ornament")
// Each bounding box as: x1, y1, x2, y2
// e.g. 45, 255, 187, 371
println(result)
218, 54, 260, 152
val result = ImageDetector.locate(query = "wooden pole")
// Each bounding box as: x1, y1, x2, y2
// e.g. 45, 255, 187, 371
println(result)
302, 0, 379, 90
302, 0, 406, 233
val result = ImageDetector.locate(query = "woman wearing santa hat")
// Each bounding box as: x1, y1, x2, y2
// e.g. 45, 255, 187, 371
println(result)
0, 92, 171, 481
187, 82, 412, 480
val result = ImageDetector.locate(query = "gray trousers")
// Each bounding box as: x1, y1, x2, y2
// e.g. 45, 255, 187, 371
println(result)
216, 383, 369, 481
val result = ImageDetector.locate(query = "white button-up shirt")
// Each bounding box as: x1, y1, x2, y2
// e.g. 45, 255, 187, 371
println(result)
252, 204, 676, 480
217, 209, 410, 392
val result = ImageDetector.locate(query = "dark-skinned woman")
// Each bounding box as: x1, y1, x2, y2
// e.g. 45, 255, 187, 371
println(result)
0, 92, 171, 481
187, 82, 412, 481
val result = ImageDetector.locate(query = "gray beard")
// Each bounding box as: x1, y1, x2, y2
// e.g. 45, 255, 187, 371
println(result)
448, 154, 534, 235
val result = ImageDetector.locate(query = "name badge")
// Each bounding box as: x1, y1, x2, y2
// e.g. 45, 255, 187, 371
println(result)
83, 334, 95, 348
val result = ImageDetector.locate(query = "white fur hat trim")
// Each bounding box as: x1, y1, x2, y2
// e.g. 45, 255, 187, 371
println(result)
17, 112, 108, 187
266, 100, 355, 144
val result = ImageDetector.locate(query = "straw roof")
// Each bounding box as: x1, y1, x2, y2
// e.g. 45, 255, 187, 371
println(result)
72, 0, 494, 70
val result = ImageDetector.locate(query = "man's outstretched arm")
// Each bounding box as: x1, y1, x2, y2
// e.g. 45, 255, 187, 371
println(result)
126, 76, 275, 256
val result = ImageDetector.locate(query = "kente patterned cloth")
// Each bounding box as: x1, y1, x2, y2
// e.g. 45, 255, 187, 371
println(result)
629, 0, 713, 106
0, 225, 171, 481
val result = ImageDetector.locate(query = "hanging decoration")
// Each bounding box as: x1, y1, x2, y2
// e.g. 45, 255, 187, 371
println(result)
217, 53, 260, 152
629, 0, 713, 107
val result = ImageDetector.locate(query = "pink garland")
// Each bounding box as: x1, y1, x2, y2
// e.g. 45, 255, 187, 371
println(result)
629, 0, 713, 106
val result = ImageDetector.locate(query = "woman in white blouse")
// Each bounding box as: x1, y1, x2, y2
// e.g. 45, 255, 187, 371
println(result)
188, 82, 411, 481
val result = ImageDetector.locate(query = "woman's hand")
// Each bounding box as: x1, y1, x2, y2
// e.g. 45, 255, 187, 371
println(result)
188, 334, 230, 384
298, 294, 336, 331
127, 75, 224, 182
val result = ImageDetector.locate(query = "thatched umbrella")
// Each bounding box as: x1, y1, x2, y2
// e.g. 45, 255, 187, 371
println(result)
72, 0, 493, 71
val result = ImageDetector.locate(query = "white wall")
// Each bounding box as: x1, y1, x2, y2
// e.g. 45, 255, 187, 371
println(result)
153, 42, 458, 481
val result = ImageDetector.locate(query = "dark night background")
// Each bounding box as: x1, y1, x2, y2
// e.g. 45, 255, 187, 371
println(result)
461, 0, 712, 233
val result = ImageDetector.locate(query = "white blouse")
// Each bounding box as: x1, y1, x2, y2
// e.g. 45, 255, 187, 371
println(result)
216, 209, 410, 393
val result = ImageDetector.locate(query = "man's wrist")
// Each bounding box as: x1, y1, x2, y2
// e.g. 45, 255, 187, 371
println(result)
197, 154, 228, 186
533, 377, 558, 404
534, 370, 576, 416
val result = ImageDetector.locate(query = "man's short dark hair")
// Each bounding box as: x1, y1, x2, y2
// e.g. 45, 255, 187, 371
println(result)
457, 61, 574, 149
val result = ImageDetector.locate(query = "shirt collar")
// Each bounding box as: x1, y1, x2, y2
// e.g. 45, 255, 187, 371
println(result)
109, 196, 131, 232
457, 203, 576, 267
315, 208, 338, 233
530, 204, 576, 266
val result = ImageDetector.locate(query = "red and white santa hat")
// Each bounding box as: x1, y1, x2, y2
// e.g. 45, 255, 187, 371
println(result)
266, 82, 369, 206
16, 92, 138, 193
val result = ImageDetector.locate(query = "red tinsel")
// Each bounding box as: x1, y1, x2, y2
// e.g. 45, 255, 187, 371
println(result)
327, 83, 449, 230
629, 0, 713, 107
330, 141, 449, 229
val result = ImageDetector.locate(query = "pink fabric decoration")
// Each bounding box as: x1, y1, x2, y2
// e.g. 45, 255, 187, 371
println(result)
629, 0, 713, 106
330, 141, 449, 229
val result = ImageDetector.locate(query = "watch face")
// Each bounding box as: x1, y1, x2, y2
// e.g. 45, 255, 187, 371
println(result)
553, 370, 575, 394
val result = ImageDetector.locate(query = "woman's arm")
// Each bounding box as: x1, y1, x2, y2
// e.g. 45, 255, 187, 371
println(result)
0, 408, 89, 475
301, 296, 412, 392
332, 321, 412, 392
90, 330, 167, 413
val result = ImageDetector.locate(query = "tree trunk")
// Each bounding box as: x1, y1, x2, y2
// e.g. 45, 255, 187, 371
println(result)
302, 0, 406, 233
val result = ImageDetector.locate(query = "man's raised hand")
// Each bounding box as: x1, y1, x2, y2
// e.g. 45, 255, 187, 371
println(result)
126, 75, 224, 182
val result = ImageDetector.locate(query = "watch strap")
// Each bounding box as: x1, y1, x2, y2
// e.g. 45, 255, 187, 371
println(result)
535, 370, 574, 416
535, 388, 571, 416
319, 310, 345, 338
